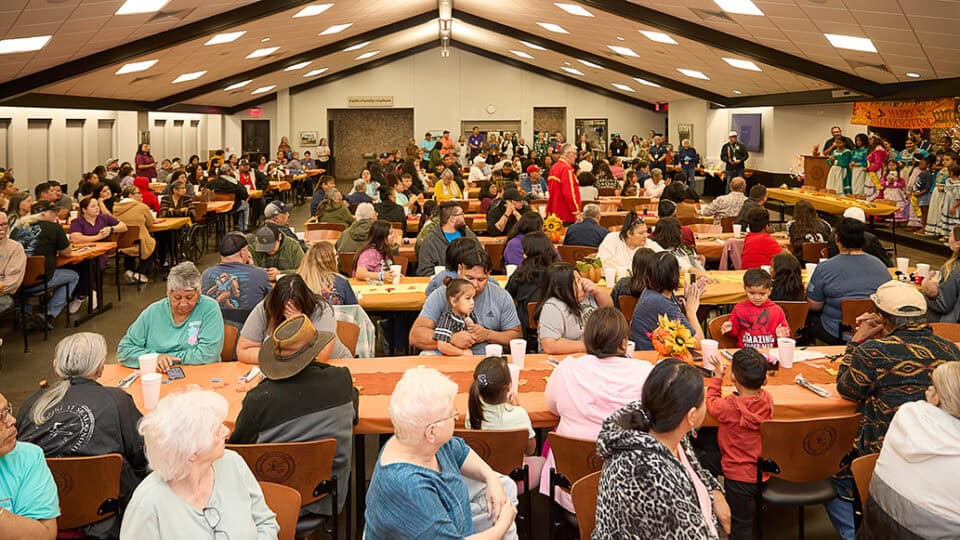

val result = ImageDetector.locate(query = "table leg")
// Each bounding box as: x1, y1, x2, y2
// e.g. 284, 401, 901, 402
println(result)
74, 257, 112, 326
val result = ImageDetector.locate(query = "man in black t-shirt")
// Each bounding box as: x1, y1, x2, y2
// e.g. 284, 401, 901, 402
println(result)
486, 189, 527, 236
12, 201, 78, 323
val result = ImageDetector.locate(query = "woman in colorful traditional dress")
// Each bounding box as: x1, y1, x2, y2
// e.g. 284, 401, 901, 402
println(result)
849, 133, 869, 196
825, 137, 853, 195
938, 164, 960, 240
864, 134, 887, 201
881, 159, 909, 222
925, 150, 956, 237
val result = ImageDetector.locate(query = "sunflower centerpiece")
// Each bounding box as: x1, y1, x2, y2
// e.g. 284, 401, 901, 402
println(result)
647, 314, 697, 362
543, 214, 564, 243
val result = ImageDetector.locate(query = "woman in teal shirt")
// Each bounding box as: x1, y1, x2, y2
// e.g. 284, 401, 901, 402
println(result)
849, 133, 869, 196
826, 138, 854, 195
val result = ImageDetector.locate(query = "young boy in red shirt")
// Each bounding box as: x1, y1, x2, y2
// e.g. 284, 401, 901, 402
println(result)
707, 347, 774, 540
741, 206, 785, 269
722, 268, 791, 348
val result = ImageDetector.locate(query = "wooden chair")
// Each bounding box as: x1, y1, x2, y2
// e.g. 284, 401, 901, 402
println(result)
597, 202, 620, 213
222, 323, 240, 362
306, 222, 346, 232
547, 433, 603, 536
618, 295, 637, 324
455, 429, 532, 538
463, 215, 475, 231
801, 242, 829, 264
46, 454, 122, 530
851, 453, 879, 507
558, 245, 597, 264
527, 302, 538, 329
338, 252, 356, 275
930, 322, 960, 341
840, 298, 875, 337
484, 242, 505, 273
756, 414, 861, 539
392, 255, 410, 276
598, 214, 624, 229
336, 320, 360, 356
112, 225, 141, 301
571, 471, 602, 540
707, 315, 738, 349
689, 223, 722, 234
227, 439, 341, 539
720, 216, 737, 233
307, 229, 341, 242
259, 482, 301, 540
389, 221, 405, 232
597, 187, 618, 197
618, 197, 644, 212
775, 301, 810, 340
16, 256, 59, 352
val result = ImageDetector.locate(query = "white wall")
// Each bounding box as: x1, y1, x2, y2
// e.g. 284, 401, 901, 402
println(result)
226, 47, 666, 157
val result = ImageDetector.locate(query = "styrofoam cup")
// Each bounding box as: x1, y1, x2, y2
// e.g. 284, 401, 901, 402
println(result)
390, 264, 401, 285
626, 340, 635, 358
141, 373, 162, 410
510, 339, 526, 368
505, 264, 518, 278
805, 263, 816, 277
732, 224, 742, 237
485, 344, 503, 357
896, 257, 909, 274
604, 267, 617, 286
701, 339, 718, 370
434, 265, 445, 276
508, 364, 520, 396
138, 353, 159, 375
777, 337, 796, 368
916, 263, 930, 277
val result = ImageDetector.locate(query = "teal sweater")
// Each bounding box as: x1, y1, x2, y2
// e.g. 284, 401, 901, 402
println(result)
118, 296, 224, 367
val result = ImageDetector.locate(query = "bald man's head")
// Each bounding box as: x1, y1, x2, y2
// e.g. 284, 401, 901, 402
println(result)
730, 177, 746, 193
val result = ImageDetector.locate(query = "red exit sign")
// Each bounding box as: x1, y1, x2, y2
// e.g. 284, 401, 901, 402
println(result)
248, 108, 262, 117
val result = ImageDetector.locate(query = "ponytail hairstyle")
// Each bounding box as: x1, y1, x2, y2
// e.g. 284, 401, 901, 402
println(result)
618, 211, 646, 241
620, 358, 704, 433
30, 333, 107, 425
468, 356, 512, 429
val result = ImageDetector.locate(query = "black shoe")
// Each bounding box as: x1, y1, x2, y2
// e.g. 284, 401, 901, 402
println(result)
27, 314, 54, 331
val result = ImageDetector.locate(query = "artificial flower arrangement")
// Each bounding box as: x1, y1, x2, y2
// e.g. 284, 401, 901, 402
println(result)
543, 214, 564, 243
648, 314, 697, 362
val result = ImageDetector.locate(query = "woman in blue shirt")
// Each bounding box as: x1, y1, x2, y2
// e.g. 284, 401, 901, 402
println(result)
630, 251, 706, 350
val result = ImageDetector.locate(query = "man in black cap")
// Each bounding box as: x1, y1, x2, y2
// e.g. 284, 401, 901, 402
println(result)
200, 232, 271, 324
11, 201, 78, 326
370, 153, 390, 185
609, 133, 628, 157
249, 223, 303, 278
486, 188, 528, 236
264, 201, 304, 251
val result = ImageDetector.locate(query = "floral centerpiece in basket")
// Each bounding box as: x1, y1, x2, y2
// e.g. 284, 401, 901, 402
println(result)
648, 314, 697, 362
543, 214, 564, 243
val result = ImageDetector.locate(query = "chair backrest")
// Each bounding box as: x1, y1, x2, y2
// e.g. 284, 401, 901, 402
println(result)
463, 215, 475, 231
46, 454, 123, 529
930, 322, 960, 342
598, 214, 624, 229
678, 215, 703, 226
484, 242, 505, 272
547, 433, 603, 491
571, 471, 602, 540
227, 439, 338, 506
336, 320, 360, 356
598, 202, 620, 213
775, 301, 810, 340
113, 225, 140, 249
21, 256, 46, 288
306, 222, 346, 232
720, 216, 737, 233
851, 453, 879, 506
454, 429, 527, 477
689, 223, 722, 234
392, 255, 409, 276
221, 323, 240, 362
759, 414, 861, 483
557, 245, 597, 264
598, 187, 618, 197
840, 298, 875, 334
618, 295, 637, 324
213, 192, 235, 202
258, 481, 301, 540
527, 302, 538, 329
338, 252, 356, 275
801, 242, 829, 263
619, 197, 642, 212
389, 221, 405, 231
307, 229, 341, 242
707, 314, 738, 348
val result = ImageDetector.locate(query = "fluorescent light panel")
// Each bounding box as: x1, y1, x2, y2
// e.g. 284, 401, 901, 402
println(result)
293, 4, 334, 18
225, 80, 252, 91
520, 40, 546, 51
824, 33, 877, 52
906, 72, 920, 78
172, 70, 206, 83
634, 77, 661, 87
723, 57, 761, 71
0, 35, 51, 54
116, 0, 169, 15
577, 59, 604, 69
713, 0, 764, 16
537, 22, 569, 34
204, 31, 245, 46
510, 50, 534, 59
612, 83, 635, 92
355, 50, 380, 60
115, 59, 157, 75
343, 41, 370, 52
639, 30, 677, 44
320, 23, 353, 35
608, 45, 639, 57
561, 66, 584, 75
304, 68, 329, 77
251, 85, 275, 95
554, 3, 593, 16
677, 68, 710, 80
733, 89, 743, 94
285, 61, 312, 71
247, 46, 279, 59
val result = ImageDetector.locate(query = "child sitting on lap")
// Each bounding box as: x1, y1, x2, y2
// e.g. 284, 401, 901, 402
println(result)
722, 268, 791, 348
433, 278, 479, 356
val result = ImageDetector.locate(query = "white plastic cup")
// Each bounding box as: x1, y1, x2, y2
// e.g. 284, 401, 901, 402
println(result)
626, 340, 635, 358
508, 364, 520, 397
138, 353, 159, 375
390, 264, 402, 285
701, 339, 719, 370
510, 339, 526, 368
805, 263, 816, 277
896, 257, 909, 274
732, 224, 742, 237
485, 344, 503, 357
434, 265, 446, 276
777, 337, 796, 369
604, 267, 617, 286
505, 264, 518, 278
916, 263, 930, 277
141, 373, 162, 410
616, 265, 628, 281
760, 265, 771, 274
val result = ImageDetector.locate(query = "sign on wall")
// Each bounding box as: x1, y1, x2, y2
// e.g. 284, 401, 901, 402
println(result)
348, 96, 394, 107
850, 98, 956, 129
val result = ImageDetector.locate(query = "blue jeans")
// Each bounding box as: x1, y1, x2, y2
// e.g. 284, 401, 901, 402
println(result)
237, 200, 250, 232
824, 477, 855, 540
726, 165, 745, 193
21, 268, 79, 318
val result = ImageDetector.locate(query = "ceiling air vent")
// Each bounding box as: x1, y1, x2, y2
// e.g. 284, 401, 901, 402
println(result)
689, 8, 736, 24
130, 75, 158, 85
845, 59, 889, 72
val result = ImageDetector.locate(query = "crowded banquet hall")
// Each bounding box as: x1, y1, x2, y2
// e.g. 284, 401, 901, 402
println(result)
2, 0, 960, 539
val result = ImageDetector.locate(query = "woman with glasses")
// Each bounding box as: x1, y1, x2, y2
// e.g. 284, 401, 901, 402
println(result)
119, 389, 279, 539
365, 366, 517, 539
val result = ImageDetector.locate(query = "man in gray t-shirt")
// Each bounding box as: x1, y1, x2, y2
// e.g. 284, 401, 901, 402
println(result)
411, 249, 522, 355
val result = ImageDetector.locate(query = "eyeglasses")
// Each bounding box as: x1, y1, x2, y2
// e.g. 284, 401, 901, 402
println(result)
202, 507, 230, 540
426, 409, 460, 430
0, 403, 11, 423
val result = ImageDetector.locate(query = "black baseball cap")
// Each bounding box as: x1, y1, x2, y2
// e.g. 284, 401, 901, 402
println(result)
31, 200, 57, 214
503, 189, 522, 202
219, 232, 248, 256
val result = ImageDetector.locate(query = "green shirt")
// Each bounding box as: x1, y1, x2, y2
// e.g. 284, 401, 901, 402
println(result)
251, 236, 304, 273
118, 295, 224, 367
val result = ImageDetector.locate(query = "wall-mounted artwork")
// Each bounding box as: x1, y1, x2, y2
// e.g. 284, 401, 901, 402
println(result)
677, 123, 693, 145
299, 131, 318, 147
731, 114, 762, 152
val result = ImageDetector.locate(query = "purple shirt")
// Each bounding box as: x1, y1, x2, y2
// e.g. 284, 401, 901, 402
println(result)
69, 214, 119, 267
504, 234, 525, 267
468, 133, 485, 150
135, 153, 157, 179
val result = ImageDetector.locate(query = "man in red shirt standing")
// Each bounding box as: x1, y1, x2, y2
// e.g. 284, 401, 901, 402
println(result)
740, 206, 785, 269
547, 143, 581, 224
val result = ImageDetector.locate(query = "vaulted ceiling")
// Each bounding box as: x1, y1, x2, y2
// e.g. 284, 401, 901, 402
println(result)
0, 0, 956, 114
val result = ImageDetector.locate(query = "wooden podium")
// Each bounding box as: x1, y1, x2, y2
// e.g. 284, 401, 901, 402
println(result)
803, 155, 829, 190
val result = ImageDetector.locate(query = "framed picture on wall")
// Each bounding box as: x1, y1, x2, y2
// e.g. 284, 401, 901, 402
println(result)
299, 131, 318, 147
730, 114, 762, 152
677, 123, 693, 145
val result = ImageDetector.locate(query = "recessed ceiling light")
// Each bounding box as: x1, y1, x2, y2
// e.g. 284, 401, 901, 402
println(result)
0, 35, 51, 54
723, 57, 762, 71
520, 40, 546, 51
510, 49, 534, 59
677, 68, 710, 80
578, 59, 604, 69
561, 66, 584, 75
320, 23, 353, 35
172, 70, 206, 84
554, 3, 593, 16
356, 50, 380, 60
115, 59, 157, 75
639, 30, 677, 45
247, 46, 279, 59
824, 33, 877, 52
293, 4, 334, 18
304, 68, 329, 77
733, 89, 743, 94
251, 85, 276, 95
261, 37, 271, 43
224, 80, 252, 91
115, 0, 169, 15
204, 31, 245, 46
284, 61, 312, 71
608, 45, 639, 57
713, 0, 764, 16
634, 77, 661, 87
537, 22, 569, 34
616, 36, 625, 41
343, 41, 370, 52
906, 72, 921, 78
612, 83, 635, 93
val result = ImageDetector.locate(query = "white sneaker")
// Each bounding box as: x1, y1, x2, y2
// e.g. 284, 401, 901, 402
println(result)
125, 270, 136, 283
68, 296, 85, 314
91, 291, 98, 310
133, 272, 149, 283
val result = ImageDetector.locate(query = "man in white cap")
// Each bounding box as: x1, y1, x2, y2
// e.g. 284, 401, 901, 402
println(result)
825, 206, 892, 266
720, 131, 749, 193
826, 279, 960, 540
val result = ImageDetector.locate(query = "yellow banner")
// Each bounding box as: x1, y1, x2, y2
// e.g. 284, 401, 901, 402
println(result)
850, 99, 956, 129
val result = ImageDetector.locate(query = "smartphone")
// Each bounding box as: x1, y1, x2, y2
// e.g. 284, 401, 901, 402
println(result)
165, 366, 185, 380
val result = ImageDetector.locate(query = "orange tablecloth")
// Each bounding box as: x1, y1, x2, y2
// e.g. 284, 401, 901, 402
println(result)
766, 188, 897, 217
99, 348, 855, 434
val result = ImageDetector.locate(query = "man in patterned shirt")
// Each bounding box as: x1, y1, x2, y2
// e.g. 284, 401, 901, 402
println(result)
826, 280, 960, 540
699, 176, 747, 224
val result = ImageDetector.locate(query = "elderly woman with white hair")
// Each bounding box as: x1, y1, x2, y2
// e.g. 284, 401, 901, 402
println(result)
119, 390, 278, 539
118, 262, 224, 371
468, 155, 490, 186
365, 367, 518, 539
435, 168, 465, 202
17, 332, 147, 539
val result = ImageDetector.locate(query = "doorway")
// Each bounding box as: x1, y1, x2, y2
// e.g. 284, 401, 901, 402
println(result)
242, 120, 270, 159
